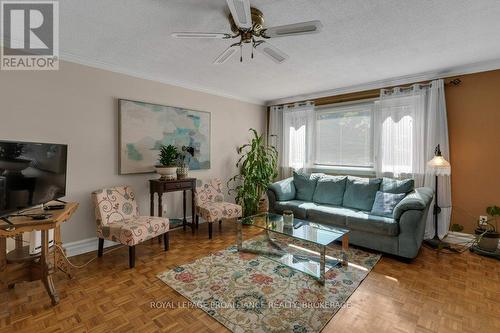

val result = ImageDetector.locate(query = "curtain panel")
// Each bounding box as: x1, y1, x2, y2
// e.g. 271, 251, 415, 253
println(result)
374, 80, 451, 239
268, 102, 315, 179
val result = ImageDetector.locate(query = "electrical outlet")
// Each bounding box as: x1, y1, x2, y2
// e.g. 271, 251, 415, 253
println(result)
479, 216, 488, 225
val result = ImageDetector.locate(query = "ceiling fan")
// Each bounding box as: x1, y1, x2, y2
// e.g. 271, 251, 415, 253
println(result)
172, 0, 322, 64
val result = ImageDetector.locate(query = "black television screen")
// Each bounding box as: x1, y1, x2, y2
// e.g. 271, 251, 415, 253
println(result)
0, 140, 67, 217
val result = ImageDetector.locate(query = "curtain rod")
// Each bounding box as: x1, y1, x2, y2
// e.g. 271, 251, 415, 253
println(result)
271, 100, 314, 109
383, 78, 462, 92
271, 78, 462, 108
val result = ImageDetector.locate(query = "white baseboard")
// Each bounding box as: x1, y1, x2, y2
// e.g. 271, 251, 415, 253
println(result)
63, 237, 118, 257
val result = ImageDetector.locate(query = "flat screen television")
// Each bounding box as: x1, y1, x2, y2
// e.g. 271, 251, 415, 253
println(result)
0, 140, 67, 217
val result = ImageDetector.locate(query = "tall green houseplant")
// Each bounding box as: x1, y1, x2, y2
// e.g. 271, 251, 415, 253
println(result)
228, 129, 278, 217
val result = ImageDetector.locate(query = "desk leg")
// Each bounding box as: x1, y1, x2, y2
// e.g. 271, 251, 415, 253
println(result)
158, 193, 163, 217
150, 192, 154, 216
54, 226, 73, 279
158, 193, 163, 243
191, 187, 195, 234
0, 238, 6, 271
183, 190, 187, 231
15, 235, 22, 250
41, 230, 59, 305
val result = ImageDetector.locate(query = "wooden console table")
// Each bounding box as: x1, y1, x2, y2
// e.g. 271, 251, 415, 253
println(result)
149, 178, 196, 233
0, 202, 78, 305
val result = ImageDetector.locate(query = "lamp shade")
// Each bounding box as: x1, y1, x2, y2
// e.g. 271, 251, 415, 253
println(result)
427, 155, 451, 176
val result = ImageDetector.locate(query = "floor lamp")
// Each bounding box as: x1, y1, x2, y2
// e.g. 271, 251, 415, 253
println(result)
425, 144, 452, 249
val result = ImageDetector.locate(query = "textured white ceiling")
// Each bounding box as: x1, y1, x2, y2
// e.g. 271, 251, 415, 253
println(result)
60, 0, 500, 104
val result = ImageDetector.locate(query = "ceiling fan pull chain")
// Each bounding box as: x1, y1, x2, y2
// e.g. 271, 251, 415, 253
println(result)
251, 38, 254, 59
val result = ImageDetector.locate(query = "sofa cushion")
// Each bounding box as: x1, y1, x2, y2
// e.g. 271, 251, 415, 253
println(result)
346, 211, 399, 236
380, 178, 414, 194
274, 200, 317, 219
342, 176, 382, 211
312, 176, 347, 206
268, 177, 296, 201
306, 205, 358, 227
371, 191, 406, 218
293, 171, 323, 201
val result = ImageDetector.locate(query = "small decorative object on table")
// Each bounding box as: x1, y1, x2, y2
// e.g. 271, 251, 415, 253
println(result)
283, 210, 294, 227
177, 146, 195, 179
155, 145, 178, 180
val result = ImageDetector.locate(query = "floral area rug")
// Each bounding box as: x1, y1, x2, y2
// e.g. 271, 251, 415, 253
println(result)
157, 235, 381, 333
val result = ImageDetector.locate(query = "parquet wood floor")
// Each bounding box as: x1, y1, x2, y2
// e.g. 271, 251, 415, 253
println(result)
1, 221, 499, 333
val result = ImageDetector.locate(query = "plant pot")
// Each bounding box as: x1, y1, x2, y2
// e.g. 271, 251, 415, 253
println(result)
177, 166, 189, 179
155, 166, 177, 180
258, 196, 268, 213
475, 228, 500, 252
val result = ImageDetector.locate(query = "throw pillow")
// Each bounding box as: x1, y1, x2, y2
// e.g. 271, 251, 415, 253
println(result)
293, 171, 322, 201
312, 175, 347, 206
342, 176, 382, 211
371, 191, 406, 217
380, 177, 415, 194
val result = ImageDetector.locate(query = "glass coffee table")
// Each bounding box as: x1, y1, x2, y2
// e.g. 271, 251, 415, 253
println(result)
237, 212, 349, 285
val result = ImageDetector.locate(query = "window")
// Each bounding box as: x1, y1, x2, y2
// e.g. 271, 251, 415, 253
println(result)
315, 101, 374, 168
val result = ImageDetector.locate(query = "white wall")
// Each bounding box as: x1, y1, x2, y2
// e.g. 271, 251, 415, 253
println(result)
0, 61, 265, 247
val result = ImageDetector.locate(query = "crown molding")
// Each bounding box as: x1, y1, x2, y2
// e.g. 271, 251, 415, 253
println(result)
265, 58, 500, 106
58, 51, 266, 106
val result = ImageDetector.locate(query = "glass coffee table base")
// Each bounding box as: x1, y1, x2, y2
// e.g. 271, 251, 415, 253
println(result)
237, 225, 349, 285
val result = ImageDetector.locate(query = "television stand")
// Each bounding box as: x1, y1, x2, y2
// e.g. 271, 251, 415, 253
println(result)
0, 202, 79, 305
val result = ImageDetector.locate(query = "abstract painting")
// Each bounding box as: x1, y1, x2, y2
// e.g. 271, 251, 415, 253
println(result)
119, 99, 210, 174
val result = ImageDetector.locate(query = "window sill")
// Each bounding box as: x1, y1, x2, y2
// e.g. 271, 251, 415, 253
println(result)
311, 165, 376, 177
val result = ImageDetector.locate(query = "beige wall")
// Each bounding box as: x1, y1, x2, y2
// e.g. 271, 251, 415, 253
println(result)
446, 69, 500, 233
0, 61, 266, 245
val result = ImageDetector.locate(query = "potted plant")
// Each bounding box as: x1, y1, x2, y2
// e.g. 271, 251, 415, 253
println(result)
228, 129, 278, 217
176, 146, 195, 179
155, 145, 178, 180
475, 205, 500, 252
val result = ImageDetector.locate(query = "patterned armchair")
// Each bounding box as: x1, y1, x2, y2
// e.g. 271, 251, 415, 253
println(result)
195, 179, 242, 239
92, 185, 169, 268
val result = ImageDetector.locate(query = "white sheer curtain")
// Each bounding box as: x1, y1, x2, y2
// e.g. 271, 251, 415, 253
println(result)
374, 80, 451, 239
268, 101, 315, 179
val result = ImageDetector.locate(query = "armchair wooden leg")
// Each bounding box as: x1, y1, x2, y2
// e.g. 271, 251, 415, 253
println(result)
219, 220, 222, 230
97, 238, 104, 257
196, 215, 199, 229
129, 246, 136, 268
208, 222, 213, 239
163, 233, 169, 251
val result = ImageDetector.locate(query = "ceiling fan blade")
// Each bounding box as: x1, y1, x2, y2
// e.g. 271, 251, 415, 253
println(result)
255, 41, 288, 64
171, 32, 231, 39
226, 0, 252, 30
213, 45, 238, 64
262, 20, 323, 38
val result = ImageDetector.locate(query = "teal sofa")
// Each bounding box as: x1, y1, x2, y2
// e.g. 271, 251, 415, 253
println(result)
267, 172, 434, 259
